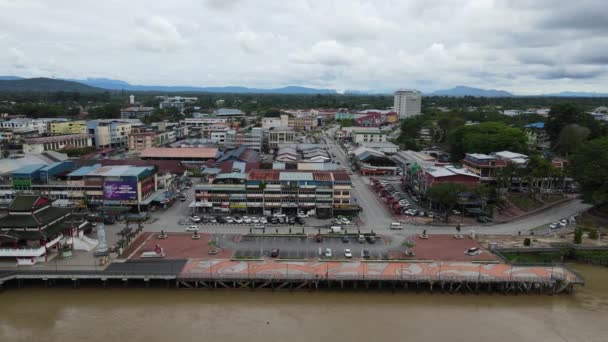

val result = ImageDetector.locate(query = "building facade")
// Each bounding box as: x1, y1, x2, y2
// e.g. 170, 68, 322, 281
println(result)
22, 134, 93, 154
86, 120, 132, 147
49, 121, 87, 135
193, 170, 354, 218
267, 130, 296, 149
120, 106, 155, 119
394, 90, 422, 118
352, 129, 388, 143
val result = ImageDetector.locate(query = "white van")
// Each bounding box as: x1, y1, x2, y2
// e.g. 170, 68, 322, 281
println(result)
329, 226, 342, 233
390, 222, 403, 230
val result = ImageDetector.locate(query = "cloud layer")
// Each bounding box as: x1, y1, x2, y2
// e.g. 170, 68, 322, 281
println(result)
1, 0, 607, 94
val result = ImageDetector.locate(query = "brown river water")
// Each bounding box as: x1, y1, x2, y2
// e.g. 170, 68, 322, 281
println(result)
1, 264, 607, 342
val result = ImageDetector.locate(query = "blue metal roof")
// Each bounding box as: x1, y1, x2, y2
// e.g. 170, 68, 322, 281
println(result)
11, 164, 46, 175
525, 122, 545, 129
67, 164, 102, 177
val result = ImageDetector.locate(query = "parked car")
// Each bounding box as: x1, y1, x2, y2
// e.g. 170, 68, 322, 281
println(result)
243, 217, 252, 224
324, 248, 333, 257
465, 247, 481, 256
191, 216, 201, 223
366, 236, 376, 244
253, 224, 265, 229
344, 249, 352, 258
270, 217, 279, 224
297, 212, 309, 218
358, 235, 366, 243
362, 249, 371, 259
452, 210, 461, 215
549, 223, 560, 229
209, 217, 217, 223
340, 218, 351, 225
186, 225, 199, 232
251, 217, 259, 224
288, 217, 296, 224
270, 248, 280, 258
341, 236, 349, 243
259, 217, 267, 224
201, 216, 209, 224
234, 217, 243, 224
216, 216, 227, 224
225, 217, 234, 224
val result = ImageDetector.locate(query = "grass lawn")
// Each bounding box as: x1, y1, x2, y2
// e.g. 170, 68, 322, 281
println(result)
509, 195, 544, 211
501, 251, 564, 263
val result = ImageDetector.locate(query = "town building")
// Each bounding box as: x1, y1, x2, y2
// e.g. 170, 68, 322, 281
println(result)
127, 130, 175, 152
1, 118, 67, 134
461, 153, 508, 181
267, 129, 296, 150
22, 134, 93, 154
193, 169, 355, 218
224, 128, 263, 151
352, 128, 388, 144
158, 96, 198, 112
0, 151, 70, 176
394, 90, 422, 118
86, 120, 132, 148
0, 195, 78, 265
49, 121, 87, 135
214, 108, 245, 117
120, 106, 155, 119
352, 146, 398, 176
404, 165, 480, 196
139, 147, 220, 161
359, 141, 399, 154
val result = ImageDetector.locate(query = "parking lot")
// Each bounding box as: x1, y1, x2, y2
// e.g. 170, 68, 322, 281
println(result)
229, 235, 394, 259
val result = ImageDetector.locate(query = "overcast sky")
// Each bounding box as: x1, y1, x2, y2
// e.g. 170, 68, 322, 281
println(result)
1, 0, 607, 94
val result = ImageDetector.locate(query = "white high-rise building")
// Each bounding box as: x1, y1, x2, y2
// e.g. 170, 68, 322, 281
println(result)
394, 90, 422, 119
129, 95, 135, 105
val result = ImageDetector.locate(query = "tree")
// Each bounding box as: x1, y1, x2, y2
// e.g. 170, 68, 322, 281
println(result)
574, 227, 583, 244
426, 182, 469, 222
569, 138, 608, 207
545, 104, 598, 146
448, 122, 528, 161
555, 124, 590, 156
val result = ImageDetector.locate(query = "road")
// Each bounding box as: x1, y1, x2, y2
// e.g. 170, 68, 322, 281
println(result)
140, 126, 591, 238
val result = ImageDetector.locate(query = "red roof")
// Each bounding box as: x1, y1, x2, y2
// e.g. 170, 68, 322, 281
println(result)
140, 147, 218, 159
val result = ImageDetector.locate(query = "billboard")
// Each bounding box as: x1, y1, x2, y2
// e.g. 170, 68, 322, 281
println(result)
103, 181, 137, 200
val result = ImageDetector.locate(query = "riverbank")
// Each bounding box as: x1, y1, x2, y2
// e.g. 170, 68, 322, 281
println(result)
0, 264, 606, 342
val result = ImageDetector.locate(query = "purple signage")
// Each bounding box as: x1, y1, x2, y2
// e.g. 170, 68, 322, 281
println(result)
103, 181, 137, 200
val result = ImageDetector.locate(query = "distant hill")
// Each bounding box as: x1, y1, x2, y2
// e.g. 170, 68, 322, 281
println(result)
429, 86, 513, 97
541, 91, 608, 97
0, 77, 103, 92
0, 76, 24, 81
69, 78, 338, 94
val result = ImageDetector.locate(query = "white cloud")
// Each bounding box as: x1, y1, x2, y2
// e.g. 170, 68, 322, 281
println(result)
0, 0, 606, 94
289, 40, 368, 66
132, 16, 186, 53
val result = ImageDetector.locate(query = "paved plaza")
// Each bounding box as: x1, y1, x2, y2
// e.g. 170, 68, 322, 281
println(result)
180, 259, 580, 282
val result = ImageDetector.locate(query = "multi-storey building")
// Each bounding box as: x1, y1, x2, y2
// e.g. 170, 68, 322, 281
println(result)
22, 134, 93, 154
224, 128, 263, 151
120, 106, 155, 119
267, 129, 296, 149
394, 89, 422, 118
158, 96, 197, 112
461, 153, 508, 181
127, 130, 175, 152
0, 164, 157, 212
86, 120, 132, 148
352, 128, 388, 144
1, 118, 66, 134
193, 169, 354, 218
49, 120, 87, 135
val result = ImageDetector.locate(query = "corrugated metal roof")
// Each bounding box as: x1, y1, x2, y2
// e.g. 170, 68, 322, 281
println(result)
215, 172, 247, 180
10, 164, 46, 175
68, 164, 102, 177
279, 172, 313, 181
